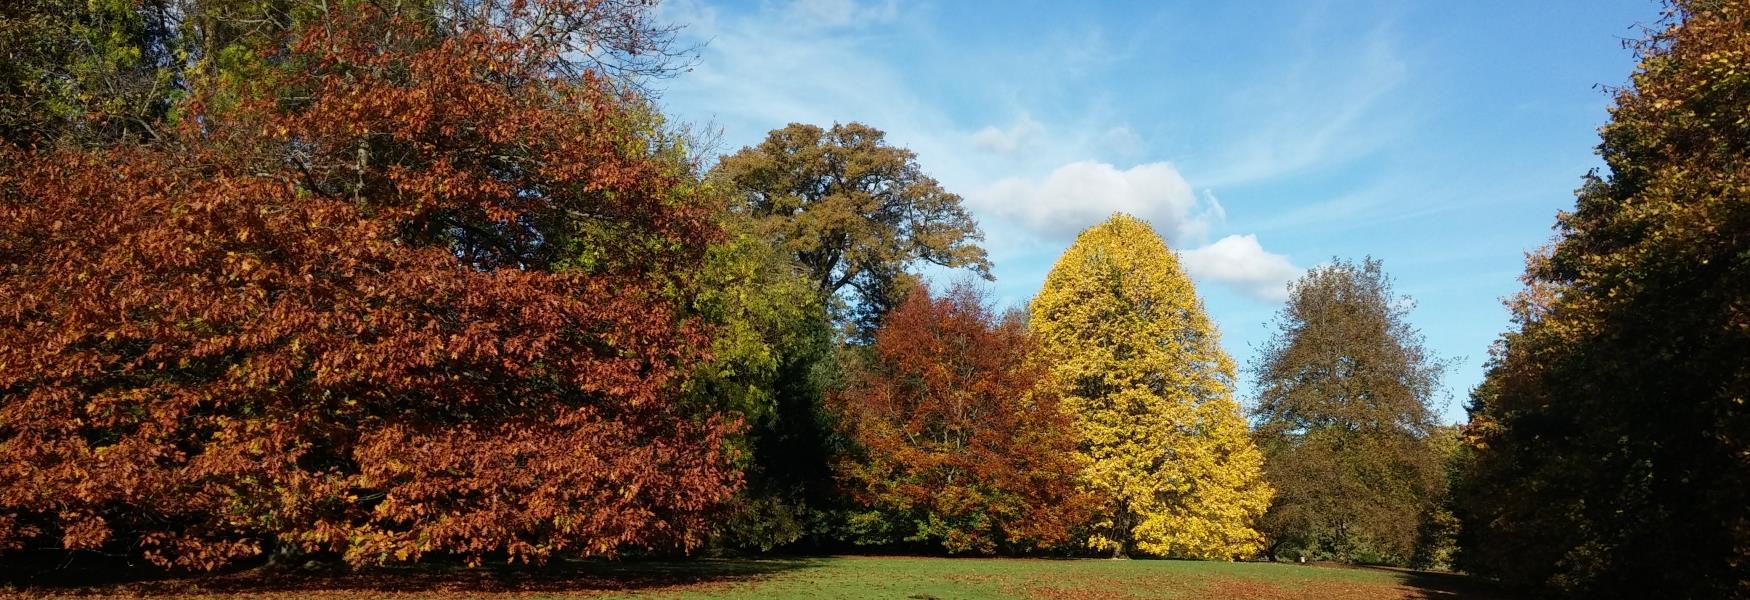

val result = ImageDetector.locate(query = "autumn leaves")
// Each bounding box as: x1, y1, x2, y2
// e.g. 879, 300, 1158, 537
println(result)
0, 0, 1282, 570
831, 285, 1088, 554
1032, 215, 1272, 559
0, 0, 736, 570
827, 215, 1273, 558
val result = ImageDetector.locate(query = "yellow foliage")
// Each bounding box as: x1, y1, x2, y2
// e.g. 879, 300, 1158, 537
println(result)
1030, 213, 1272, 559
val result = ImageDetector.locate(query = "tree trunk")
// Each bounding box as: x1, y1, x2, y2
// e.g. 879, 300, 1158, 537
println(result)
1110, 503, 1133, 559
1265, 538, 1284, 563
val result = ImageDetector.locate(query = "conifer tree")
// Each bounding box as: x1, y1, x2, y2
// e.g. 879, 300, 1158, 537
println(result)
1031, 213, 1271, 559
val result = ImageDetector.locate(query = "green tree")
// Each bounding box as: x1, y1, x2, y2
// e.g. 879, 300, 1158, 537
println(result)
0, 0, 183, 147
1410, 424, 1464, 571
687, 201, 842, 551
1459, 2, 1750, 596
1031, 213, 1272, 559
711, 122, 992, 340
0, 0, 685, 149
1248, 258, 1449, 565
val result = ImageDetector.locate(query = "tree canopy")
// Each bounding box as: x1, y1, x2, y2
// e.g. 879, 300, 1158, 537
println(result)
831, 283, 1088, 554
0, 0, 685, 150
0, 0, 738, 569
1249, 258, 1448, 565
710, 122, 991, 340
1030, 213, 1271, 560
686, 201, 840, 552
1459, 1, 1750, 596
13, 0, 1746, 588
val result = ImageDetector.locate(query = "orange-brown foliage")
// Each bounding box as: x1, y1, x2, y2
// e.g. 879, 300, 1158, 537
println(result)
0, 1, 737, 570
830, 283, 1089, 554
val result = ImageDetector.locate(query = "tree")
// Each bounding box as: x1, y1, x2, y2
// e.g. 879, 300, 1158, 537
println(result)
1030, 213, 1271, 559
830, 283, 1089, 554
1248, 258, 1449, 565
0, 0, 689, 149
0, 0, 738, 570
0, 0, 183, 147
1459, 2, 1750, 596
1410, 424, 1464, 571
686, 203, 841, 551
710, 122, 992, 340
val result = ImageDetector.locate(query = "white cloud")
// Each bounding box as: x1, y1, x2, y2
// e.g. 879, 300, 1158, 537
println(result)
1179, 234, 1302, 301
657, 1, 1307, 308
977, 161, 1216, 244
969, 114, 1045, 155
1200, 190, 1227, 224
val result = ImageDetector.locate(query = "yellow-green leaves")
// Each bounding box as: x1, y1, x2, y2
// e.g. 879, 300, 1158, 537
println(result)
711, 122, 991, 340
1031, 213, 1271, 559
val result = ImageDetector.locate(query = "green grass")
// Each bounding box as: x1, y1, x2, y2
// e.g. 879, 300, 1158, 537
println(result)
578, 556, 1500, 600
7, 556, 1508, 599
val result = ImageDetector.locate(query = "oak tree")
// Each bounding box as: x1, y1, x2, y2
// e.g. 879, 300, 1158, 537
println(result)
710, 122, 992, 340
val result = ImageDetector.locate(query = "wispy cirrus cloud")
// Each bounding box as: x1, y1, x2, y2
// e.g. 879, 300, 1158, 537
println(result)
1184, 25, 1414, 187
783, 0, 898, 28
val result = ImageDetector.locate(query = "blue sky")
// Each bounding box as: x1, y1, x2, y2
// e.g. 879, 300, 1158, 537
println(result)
654, 0, 1663, 422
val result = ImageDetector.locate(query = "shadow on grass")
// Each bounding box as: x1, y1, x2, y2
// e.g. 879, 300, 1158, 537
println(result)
2, 556, 826, 596
1359, 566, 1519, 600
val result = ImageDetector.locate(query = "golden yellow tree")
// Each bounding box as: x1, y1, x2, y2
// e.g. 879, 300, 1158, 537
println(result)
1031, 213, 1272, 559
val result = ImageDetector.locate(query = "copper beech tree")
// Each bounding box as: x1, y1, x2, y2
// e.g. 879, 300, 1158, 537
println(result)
830, 283, 1089, 554
0, 1, 740, 570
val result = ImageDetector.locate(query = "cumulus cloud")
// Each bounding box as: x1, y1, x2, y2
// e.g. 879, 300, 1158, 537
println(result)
657, 2, 1304, 305
977, 161, 1221, 244
1179, 234, 1302, 301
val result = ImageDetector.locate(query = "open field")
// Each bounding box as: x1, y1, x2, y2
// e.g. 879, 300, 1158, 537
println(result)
2, 556, 1510, 600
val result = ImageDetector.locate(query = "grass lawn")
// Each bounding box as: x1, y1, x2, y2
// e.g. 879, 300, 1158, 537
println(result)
2, 556, 1511, 599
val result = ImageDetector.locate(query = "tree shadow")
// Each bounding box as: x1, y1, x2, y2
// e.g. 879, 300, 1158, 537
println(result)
3, 555, 826, 596
1360, 566, 1520, 600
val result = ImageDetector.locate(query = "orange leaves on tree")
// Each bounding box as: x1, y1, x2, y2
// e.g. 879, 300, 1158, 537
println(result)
829, 283, 1090, 554
0, 1, 736, 570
